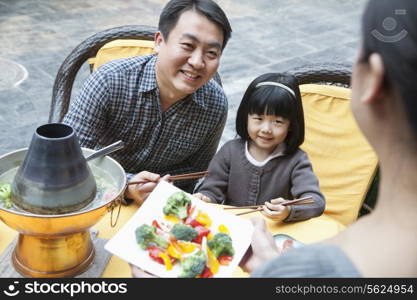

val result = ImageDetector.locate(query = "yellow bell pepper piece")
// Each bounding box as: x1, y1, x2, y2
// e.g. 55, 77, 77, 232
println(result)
177, 241, 197, 253
158, 252, 173, 270
167, 244, 182, 260
218, 224, 230, 234
206, 247, 219, 274
196, 210, 212, 227
164, 215, 179, 224
207, 233, 214, 240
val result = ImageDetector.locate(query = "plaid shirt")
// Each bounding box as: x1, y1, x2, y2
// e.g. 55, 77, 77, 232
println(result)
63, 54, 227, 191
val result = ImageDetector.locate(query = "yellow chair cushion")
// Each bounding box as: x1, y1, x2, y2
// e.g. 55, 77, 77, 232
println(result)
88, 39, 155, 72
299, 84, 378, 226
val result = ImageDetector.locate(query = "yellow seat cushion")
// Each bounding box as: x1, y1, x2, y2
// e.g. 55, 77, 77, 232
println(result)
88, 39, 155, 72
300, 84, 378, 226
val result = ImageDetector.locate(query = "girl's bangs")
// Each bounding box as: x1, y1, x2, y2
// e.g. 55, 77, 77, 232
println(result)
247, 87, 293, 119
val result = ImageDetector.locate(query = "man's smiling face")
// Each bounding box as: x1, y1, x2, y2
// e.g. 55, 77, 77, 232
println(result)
155, 9, 224, 102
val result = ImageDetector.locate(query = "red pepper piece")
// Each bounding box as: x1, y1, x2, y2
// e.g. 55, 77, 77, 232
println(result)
152, 220, 162, 230
184, 205, 199, 226
186, 204, 195, 217
218, 255, 233, 266
185, 218, 204, 228
200, 266, 213, 278
192, 226, 211, 244
146, 246, 165, 265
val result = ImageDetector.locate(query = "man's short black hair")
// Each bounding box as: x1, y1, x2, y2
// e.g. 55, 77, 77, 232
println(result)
235, 73, 305, 155
158, 0, 232, 50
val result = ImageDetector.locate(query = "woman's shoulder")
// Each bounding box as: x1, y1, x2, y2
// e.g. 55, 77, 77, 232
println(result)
251, 244, 361, 278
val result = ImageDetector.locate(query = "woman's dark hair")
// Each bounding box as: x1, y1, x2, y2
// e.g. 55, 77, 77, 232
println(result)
235, 73, 305, 155
361, 0, 417, 139
158, 0, 232, 50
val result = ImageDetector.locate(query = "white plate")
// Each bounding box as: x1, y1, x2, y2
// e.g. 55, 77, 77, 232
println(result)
105, 180, 254, 277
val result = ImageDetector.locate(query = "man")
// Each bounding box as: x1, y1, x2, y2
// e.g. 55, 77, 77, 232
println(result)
63, 0, 232, 204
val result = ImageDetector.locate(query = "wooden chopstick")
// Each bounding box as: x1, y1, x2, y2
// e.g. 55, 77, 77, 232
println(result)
224, 205, 262, 210
236, 207, 263, 216
282, 196, 314, 206
127, 170, 209, 185
284, 200, 315, 206
170, 171, 209, 181
235, 198, 315, 216
225, 196, 314, 210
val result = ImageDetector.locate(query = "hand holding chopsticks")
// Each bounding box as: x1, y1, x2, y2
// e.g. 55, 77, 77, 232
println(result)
126, 170, 209, 206
226, 196, 314, 216
125, 171, 167, 205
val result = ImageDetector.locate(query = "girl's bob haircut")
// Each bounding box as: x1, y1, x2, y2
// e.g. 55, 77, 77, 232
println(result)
235, 73, 305, 155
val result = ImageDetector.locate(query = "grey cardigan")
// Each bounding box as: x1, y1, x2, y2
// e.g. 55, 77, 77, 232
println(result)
196, 139, 325, 222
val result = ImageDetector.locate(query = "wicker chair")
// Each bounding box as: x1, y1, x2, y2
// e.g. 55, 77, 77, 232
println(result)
289, 63, 378, 219
48, 25, 157, 123
289, 63, 351, 87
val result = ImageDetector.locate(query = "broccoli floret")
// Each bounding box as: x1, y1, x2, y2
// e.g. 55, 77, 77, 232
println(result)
0, 183, 12, 209
135, 224, 168, 250
162, 191, 192, 219
178, 250, 207, 278
171, 224, 198, 242
207, 232, 235, 258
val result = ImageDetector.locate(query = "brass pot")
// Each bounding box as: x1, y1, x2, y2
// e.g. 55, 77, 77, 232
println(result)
0, 148, 126, 278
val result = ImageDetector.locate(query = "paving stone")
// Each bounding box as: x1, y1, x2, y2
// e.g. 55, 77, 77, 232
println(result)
266, 57, 313, 74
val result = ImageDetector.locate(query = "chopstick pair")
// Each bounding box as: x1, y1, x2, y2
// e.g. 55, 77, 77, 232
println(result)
127, 170, 209, 186
228, 196, 314, 216
169, 170, 209, 181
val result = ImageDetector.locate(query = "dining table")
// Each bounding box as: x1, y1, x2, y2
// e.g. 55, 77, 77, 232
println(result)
0, 202, 345, 278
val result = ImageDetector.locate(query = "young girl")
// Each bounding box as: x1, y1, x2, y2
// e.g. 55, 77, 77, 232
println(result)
194, 73, 325, 223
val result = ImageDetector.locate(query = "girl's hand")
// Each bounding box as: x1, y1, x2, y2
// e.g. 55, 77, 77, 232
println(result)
193, 192, 212, 203
239, 218, 281, 273
125, 171, 169, 205
261, 197, 291, 222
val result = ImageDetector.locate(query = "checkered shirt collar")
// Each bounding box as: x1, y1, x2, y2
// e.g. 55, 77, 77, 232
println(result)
139, 55, 209, 108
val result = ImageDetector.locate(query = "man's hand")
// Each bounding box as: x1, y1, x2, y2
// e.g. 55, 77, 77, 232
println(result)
192, 192, 212, 203
239, 218, 281, 273
125, 171, 169, 205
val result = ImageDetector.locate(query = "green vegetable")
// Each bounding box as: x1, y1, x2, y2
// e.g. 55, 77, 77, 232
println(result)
179, 250, 207, 278
0, 183, 12, 209
171, 224, 198, 242
162, 191, 191, 219
135, 224, 169, 250
207, 232, 235, 258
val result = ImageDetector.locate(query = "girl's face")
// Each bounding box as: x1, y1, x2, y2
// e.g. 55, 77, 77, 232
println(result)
247, 114, 290, 153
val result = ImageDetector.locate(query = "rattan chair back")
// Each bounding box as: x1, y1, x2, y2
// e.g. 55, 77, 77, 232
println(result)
48, 25, 156, 123
291, 64, 378, 217
289, 63, 351, 87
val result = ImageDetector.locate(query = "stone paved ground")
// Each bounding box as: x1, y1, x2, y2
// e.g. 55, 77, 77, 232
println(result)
0, 0, 367, 156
